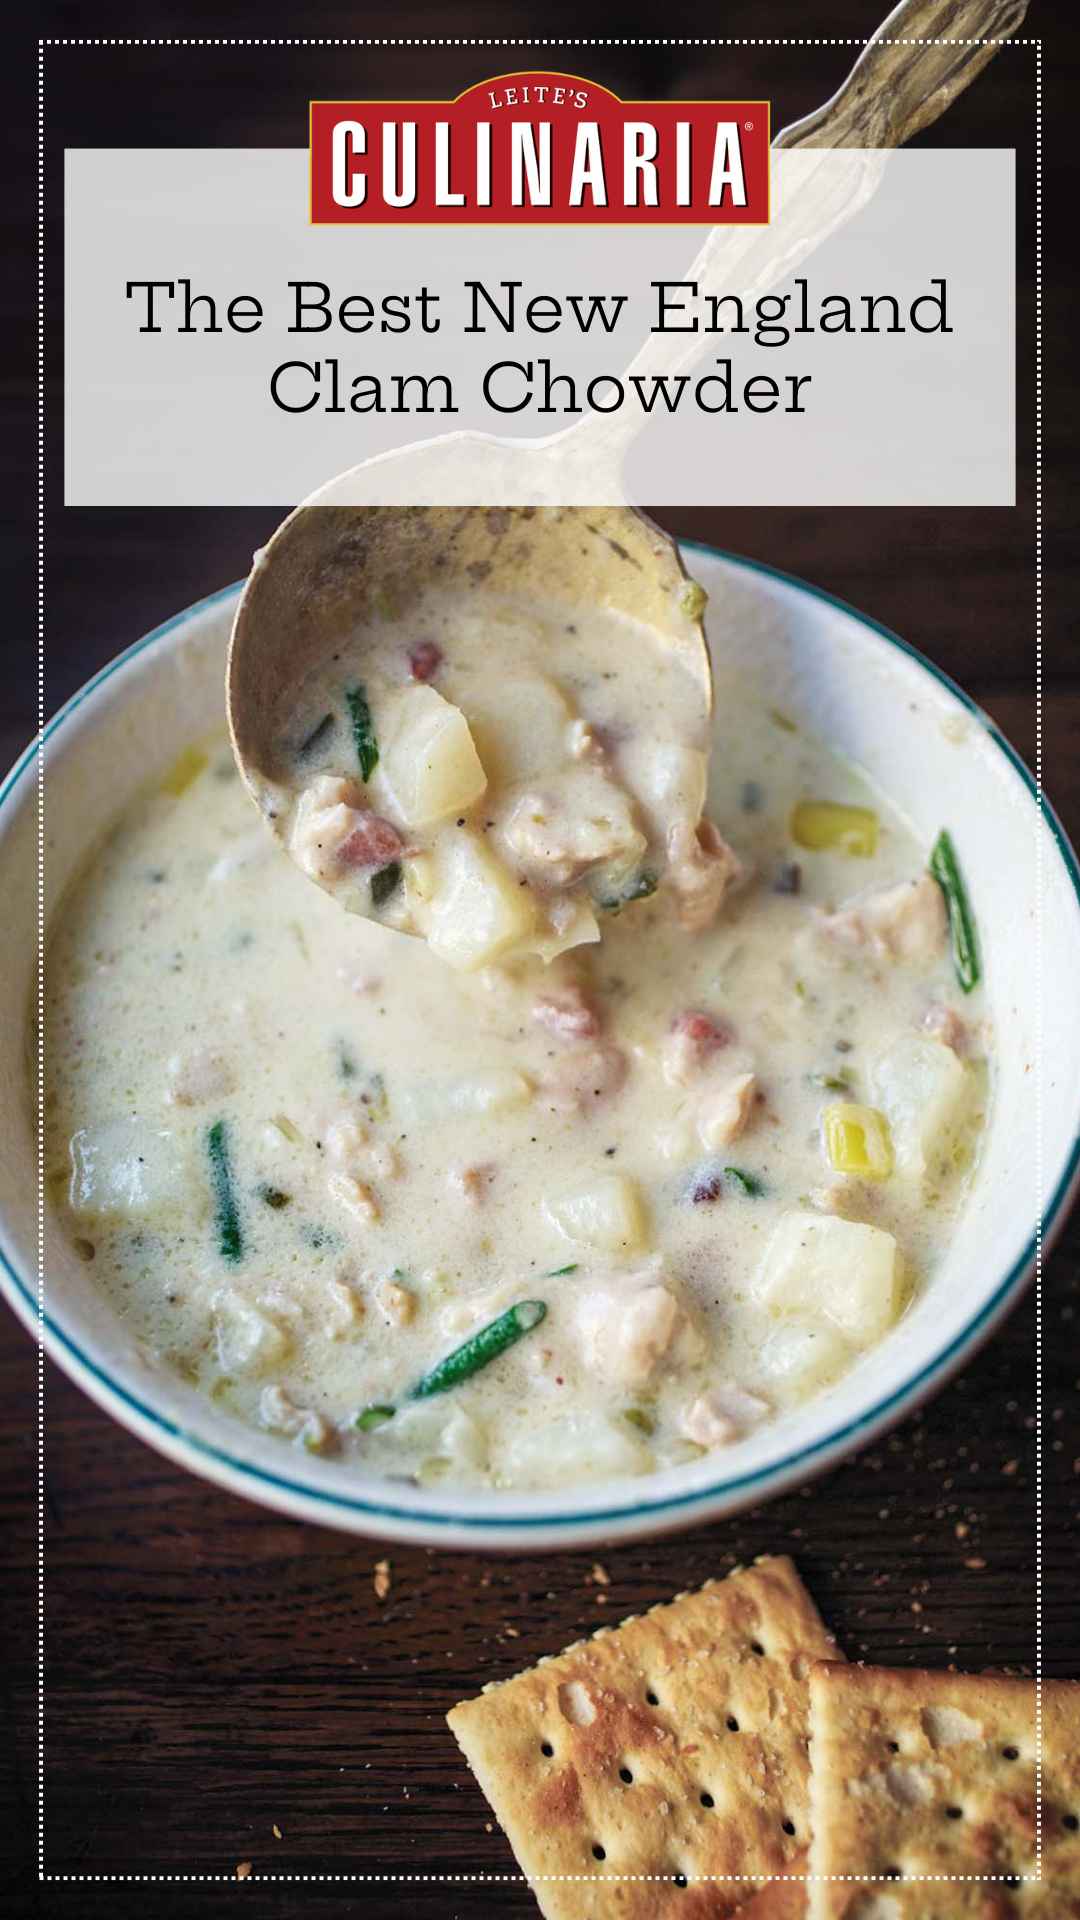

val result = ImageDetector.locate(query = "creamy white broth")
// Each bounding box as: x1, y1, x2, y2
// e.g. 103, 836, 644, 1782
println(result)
44, 695, 988, 1491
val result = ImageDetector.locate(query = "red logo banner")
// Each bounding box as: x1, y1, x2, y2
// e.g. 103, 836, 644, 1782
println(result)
310, 71, 770, 226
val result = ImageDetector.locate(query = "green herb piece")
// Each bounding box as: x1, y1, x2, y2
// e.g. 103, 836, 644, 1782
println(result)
546, 1263, 578, 1277
371, 861, 402, 908
724, 1166, 763, 1197
207, 1120, 243, 1262
346, 683, 378, 781
929, 829, 980, 994
298, 712, 335, 759
595, 869, 658, 914
740, 780, 764, 813
623, 1407, 655, 1436
411, 1299, 547, 1400
336, 1038, 358, 1081
355, 1404, 396, 1433
257, 1184, 291, 1210
768, 708, 798, 734
809, 1068, 853, 1093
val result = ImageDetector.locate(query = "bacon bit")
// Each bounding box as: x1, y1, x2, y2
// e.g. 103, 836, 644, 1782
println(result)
689, 1168, 724, 1205
532, 985, 601, 1042
338, 813, 404, 872
373, 1558, 392, 1600
409, 640, 443, 682
674, 1010, 731, 1050
236, 1862, 252, 1881
449, 1163, 496, 1205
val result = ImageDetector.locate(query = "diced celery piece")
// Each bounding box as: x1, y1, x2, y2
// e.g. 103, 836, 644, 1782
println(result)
822, 1102, 894, 1179
791, 800, 879, 857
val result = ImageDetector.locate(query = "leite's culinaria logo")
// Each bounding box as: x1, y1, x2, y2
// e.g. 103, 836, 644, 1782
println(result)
309, 71, 770, 225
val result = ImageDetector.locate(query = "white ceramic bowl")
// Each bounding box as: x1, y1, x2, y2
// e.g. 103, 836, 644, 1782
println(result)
4, 546, 1079, 1550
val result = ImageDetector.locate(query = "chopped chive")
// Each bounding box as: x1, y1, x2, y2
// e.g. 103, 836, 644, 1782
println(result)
371, 861, 402, 908
411, 1299, 547, 1400
809, 1068, 853, 1093
298, 712, 335, 759
257, 1184, 291, 1210
207, 1120, 243, 1262
546, 1263, 578, 1277
355, 1404, 396, 1433
724, 1166, 763, 1197
929, 829, 980, 994
768, 708, 798, 734
623, 1407, 655, 1436
346, 683, 378, 781
740, 780, 765, 813
336, 1038, 358, 1081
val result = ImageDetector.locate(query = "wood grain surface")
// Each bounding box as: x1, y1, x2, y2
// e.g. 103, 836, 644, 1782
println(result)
4, 8, 1076, 1916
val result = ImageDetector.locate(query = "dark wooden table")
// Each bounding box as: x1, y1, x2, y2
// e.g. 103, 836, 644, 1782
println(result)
4, 8, 1076, 1916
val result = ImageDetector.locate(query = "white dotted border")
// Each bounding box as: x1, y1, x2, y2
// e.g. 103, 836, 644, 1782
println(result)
34, 31, 1044, 1891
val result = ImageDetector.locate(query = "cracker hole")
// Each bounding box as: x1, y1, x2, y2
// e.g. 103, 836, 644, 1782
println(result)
592, 1844, 606, 1862
1001, 1745, 1020, 1761
1064, 1814, 1079, 1832
645, 1689, 660, 1707
750, 1640, 765, 1656
1003, 1876, 1021, 1890
673, 1872, 689, 1889
540, 1741, 554, 1758
887, 1740, 900, 1753
619, 1767, 634, 1785
700, 1792, 715, 1809
945, 1807, 963, 1821
782, 1819, 796, 1836
726, 1715, 740, 1733
884, 1866, 903, 1881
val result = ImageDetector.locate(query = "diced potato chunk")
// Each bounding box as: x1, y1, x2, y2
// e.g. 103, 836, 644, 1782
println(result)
870, 1032, 972, 1180
68, 1117, 192, 1220
421, 828, 537, 970
761, 1320, 853, 1396
466, 675, 573, 787
822, 1102, 894, 1179
378, 685, 487, 828
529, 896, 602, 963
545, 1172, 648, 1254
213, 1288, 291, 1376
501, 1411, 650, 1487
751, 1210, 901, 1347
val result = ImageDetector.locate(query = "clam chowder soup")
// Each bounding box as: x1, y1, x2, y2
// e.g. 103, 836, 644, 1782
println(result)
45, 616, 988, 1492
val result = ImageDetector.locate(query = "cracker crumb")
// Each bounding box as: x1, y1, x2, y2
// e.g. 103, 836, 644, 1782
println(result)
589, 1562, 611, 1586
964, 1556, 987, 1570
374, 1558, 392, 1600
504, 1625, 520, 1638
236, 1862, 252, 1880
272, 1824, 282, 1840
1001, 1458, 1019, 1475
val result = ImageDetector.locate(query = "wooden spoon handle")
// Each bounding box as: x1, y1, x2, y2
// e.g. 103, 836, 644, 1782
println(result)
775, 0, 1030, 150
572, 0, 1026, 465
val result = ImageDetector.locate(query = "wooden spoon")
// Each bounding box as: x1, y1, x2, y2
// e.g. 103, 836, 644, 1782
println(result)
228, 0, 1025, 952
